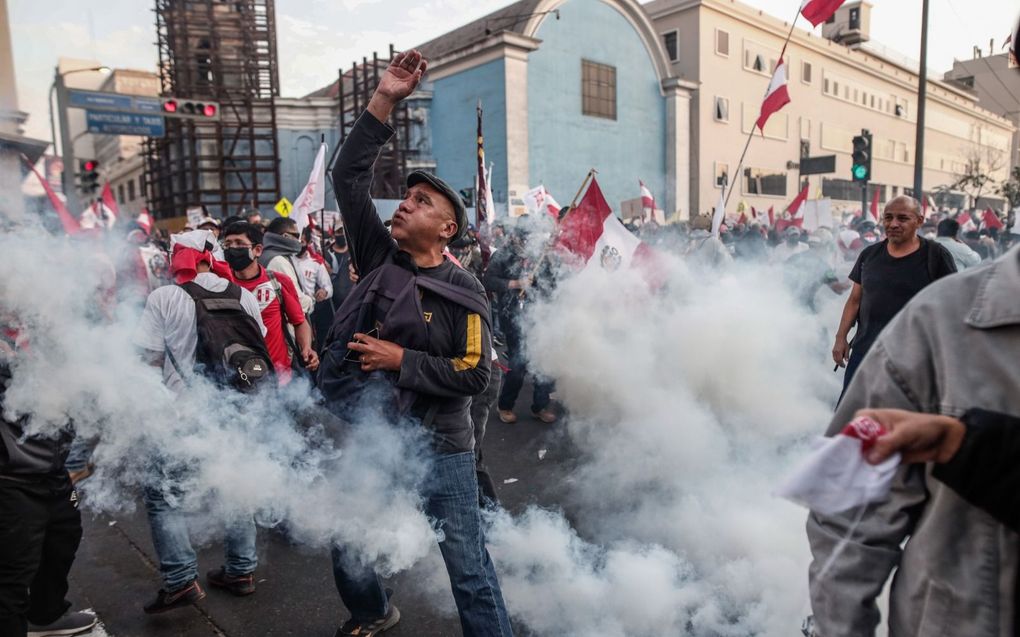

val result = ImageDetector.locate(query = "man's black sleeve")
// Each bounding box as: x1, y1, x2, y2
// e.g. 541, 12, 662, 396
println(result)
932, 408, 1020, 532
848, 247, 867, 284
397, 306, 492, 398
482, 252, 514, 294
331, 111, 398, 276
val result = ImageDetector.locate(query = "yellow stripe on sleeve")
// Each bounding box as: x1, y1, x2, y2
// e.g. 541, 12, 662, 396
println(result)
452, 313, 482, 372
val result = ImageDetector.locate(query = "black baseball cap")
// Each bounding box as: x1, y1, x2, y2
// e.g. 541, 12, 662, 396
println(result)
406, 170, 468, 242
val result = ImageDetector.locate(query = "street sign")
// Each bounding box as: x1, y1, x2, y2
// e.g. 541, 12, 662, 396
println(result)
85, 110, 165, 137
69, 89, 163, 115
799, 155, 836, 176
275, 197, 293, 217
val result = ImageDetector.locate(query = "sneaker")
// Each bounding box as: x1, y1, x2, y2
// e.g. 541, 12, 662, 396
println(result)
27, 611, 97, 636
497, 409, 517, 424
143, 580, 206, 614
533, 407, 557, 424
334, 604, 400, 637
207, 566, 256, 596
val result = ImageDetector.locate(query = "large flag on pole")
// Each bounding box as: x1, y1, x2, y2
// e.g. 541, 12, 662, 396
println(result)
756, 58, 791, 134
981, 209, 1005, 230
475, 101, 491, 226
555, 177, 613, 261
800, 0, 847, 27
786, 184, 810, 216
292, 142, 327, 234
21, 154, 80, 234
483, 162, 495, 225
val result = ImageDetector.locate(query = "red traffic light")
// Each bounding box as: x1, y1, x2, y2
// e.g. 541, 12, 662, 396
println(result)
203, 103, 217, 117
84, 160, 98, 172
163, 99, 178, 113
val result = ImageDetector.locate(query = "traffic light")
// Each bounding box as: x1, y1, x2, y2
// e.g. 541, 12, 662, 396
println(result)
851, 130, 872, 183
79, 159, 100, 195
161, 97, 220, 120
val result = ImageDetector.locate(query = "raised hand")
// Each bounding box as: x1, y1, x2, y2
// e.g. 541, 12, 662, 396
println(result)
368, 50, 428, 123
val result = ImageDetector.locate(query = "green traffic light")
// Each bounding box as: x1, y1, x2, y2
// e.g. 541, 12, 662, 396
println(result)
852, 164, 869, 180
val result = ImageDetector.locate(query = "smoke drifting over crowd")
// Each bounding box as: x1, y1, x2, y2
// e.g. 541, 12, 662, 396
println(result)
1, 227, 844, 635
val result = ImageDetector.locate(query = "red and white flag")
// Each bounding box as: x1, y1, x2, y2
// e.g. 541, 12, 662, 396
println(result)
787, 184, 810, 217
292, 142, 327, 234
958, 211, 977, 233
21, 154, 80, 235
869, 188, 881, 222
137, 209, 154, 234
756, 58, 791, 134
800, 0, 846, 27
101, 181, 119, 228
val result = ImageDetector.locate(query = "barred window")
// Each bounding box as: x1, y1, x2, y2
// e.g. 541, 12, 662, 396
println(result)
582, 60, 617, 120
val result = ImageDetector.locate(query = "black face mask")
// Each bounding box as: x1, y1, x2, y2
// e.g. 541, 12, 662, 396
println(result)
223, 247, 255, 270
333, 237, 347, 250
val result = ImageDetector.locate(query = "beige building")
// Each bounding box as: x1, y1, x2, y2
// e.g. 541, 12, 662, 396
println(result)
646, 0, 1016, 217
944, 50, 1020, 173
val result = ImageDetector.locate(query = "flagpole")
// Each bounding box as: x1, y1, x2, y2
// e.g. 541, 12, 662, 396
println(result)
723, 5, 802, 211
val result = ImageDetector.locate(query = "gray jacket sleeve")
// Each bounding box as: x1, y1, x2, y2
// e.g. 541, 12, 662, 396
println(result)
806, 338, 932, 637
396, 310, 492, 398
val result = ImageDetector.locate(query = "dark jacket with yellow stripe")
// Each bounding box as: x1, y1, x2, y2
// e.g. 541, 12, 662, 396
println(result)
330, 111, 491, 454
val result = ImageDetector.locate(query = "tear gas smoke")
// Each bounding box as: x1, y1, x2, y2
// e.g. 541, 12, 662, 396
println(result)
0, 228, 436, 575
479, 245, 845, 637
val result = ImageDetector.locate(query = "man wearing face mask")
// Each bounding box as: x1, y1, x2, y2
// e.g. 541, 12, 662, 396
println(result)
260, 217, 315, 315
221, 222, 319, 382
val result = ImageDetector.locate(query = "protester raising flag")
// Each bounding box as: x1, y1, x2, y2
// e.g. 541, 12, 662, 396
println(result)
292, 142, 327, 234
786, 184, 809, 217
800, 0, 847, 27
756, 58, 791, 134
556, 177, 612, 261
475, 101, 493, 226
21, 154, 80, 235
958, 211, 977, 233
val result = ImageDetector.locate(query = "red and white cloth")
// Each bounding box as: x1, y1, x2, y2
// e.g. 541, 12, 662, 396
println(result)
524, 185, 562, 219
800, 0, 846, 27
776, 416, 901, 515
756, 58, 791, 133
169, 229, 217, 284
292, 142, 327, 234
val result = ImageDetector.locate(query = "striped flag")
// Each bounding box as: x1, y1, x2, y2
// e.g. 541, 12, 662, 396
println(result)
756, 58, 791, 133
800, 0, 846, 27
476, 101, 491, 226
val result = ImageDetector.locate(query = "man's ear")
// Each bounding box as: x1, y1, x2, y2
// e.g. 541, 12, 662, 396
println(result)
253, 244, 264, 257
440, 220, 458, 242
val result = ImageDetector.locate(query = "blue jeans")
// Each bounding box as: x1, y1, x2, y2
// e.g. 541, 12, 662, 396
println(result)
142, 487, 258, 591
331, 451, 513, 636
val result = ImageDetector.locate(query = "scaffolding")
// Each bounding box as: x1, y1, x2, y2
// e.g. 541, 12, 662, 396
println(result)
337, 46, 414, 199
145, 0, 281, 220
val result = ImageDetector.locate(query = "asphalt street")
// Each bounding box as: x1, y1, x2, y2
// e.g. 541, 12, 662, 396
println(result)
67, 380, 576, 637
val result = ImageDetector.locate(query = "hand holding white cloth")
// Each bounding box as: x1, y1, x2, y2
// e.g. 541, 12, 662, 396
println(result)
776, 417, 901, 515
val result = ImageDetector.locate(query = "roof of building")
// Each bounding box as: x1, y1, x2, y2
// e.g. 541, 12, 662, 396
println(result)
304, 0, 541, 98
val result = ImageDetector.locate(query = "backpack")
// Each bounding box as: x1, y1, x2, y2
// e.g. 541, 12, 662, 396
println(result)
171, 281, 275, 392
316, 258, 491, 424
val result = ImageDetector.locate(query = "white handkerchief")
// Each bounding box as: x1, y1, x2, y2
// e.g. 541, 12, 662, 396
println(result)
776, 417, 901, 516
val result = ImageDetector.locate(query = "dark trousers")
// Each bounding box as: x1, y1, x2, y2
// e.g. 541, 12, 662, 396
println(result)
471, 364, 502, 508
331, 452, 513, 636
838, 344, 869, 405
0, 476, 82, 637
497, 317, 552, 413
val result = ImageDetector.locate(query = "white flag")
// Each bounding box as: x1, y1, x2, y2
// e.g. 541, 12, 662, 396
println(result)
484, 162, 496, 225
711, 187, 726, 236
292, 142, 327, 234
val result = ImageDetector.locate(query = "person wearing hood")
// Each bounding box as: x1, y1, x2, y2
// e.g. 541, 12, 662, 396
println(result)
260, 217, 315, 315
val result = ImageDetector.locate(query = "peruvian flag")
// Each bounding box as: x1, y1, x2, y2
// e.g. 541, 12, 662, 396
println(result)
292, 142, 327, 234
137, 209, 154, 234
786, 184, 810, 217
100, 181, 119, 227
556, 178, 613, 260
869, 188, 881, 221
958, 211, 977, 233
981, 209, 1005, 230
800, 0, 847, 27
639, 180, 655, 211
21, 154, 80, 235
756, 58, 791, 134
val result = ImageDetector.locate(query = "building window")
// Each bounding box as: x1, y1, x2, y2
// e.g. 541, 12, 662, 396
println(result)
127, 179, 136, 201
118, 185, 125, 204
715, 29, 729, 57
714, 96, 729, 122
802, 61, 813, 84
715, 162, 730, 188
663, 30, 679, 62
743, 167, 787, 197
581, 59, 617, 120
823, 78, 830, 93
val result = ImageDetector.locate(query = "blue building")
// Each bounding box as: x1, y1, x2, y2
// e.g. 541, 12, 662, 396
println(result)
285, 0, 695, 219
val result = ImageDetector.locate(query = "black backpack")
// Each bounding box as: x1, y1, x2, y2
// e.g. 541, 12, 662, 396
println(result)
317, 259, 491, 424
171, 281, 275, 392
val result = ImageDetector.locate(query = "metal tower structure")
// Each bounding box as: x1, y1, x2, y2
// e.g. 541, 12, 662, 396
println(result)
145, 0, 281, 220
337, 46, 413, 199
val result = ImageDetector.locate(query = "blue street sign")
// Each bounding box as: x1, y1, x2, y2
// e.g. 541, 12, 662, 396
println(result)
68, 90, 164, 115
85, 110, 165, 137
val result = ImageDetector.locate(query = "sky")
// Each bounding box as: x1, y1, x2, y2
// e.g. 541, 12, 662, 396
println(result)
9, 0, 1019, 142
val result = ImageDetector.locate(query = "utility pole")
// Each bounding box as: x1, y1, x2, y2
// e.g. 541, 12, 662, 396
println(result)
54, 69, 80, 214
912, 0, 930, 201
